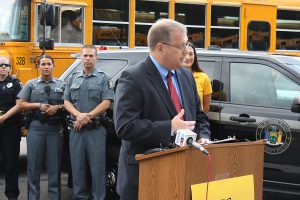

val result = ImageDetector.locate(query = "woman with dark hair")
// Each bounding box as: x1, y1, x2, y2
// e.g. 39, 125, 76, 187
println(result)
183, 42, 212, 113
17, 54, 66, 200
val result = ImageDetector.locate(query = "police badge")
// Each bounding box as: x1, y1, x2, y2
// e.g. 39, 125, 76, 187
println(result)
6, 83, 13, 88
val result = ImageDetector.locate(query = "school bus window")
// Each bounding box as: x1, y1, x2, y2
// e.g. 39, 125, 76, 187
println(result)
93, 0, 129, 47
93, 23, 128, 46
37, 5, 83, 44
248, 21, 270, 51
93, 0, 129, 22
135, 24, 151, 47
211, 6, 240, 49
175, 3, 205, 48
0, 0, 30, 41
135, 0, 168, 46
276, 10, 300, 50
135, 0, 168, 23
187, 28, 205, 48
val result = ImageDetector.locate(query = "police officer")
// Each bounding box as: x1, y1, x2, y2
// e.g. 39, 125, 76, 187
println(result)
17, 54, 65, 200
0, 56, 22, 200
64, 45, 114, 200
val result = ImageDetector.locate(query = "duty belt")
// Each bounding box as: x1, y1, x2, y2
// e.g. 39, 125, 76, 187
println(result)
32, 110, 65, 125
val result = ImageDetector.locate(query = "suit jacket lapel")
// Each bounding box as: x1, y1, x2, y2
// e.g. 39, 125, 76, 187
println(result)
145, 56, 177, 117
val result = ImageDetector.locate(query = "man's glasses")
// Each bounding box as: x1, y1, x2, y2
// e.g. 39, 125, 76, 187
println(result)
161, 42, 188, 51
0, 63, 11, 67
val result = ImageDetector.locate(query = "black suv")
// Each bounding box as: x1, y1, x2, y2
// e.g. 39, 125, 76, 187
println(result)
60, 49, 300, 200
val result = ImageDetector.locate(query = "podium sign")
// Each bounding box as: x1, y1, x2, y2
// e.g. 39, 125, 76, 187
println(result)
191, 175, 255, 200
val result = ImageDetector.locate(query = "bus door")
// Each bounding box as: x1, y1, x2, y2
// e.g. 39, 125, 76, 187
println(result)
241, 3, 276, 52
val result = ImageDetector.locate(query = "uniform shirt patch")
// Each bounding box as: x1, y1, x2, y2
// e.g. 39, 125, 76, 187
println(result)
54, 87, 63, 92
108, 79, 114, 90
6, 83, 13, 88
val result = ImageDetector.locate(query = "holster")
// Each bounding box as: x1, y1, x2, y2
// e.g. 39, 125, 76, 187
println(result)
24, 110, 34, 129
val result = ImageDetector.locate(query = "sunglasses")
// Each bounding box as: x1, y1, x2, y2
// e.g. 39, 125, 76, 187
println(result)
0, 63, 11, 67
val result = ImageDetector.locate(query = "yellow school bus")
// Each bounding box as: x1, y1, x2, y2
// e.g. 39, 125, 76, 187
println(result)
0, 0, 93, 84
1, 0, 300, 84
93, 0, 300, 54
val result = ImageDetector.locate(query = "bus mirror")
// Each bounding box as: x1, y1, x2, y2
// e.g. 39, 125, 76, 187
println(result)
291, 97, 300, 113
40, 3, 56, 26
39, 38, 54, 50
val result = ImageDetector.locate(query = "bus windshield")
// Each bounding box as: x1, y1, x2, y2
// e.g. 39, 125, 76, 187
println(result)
0, 0, 30, 41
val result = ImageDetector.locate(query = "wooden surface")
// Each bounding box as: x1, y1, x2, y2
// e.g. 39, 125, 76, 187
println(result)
136, 140, 265, 200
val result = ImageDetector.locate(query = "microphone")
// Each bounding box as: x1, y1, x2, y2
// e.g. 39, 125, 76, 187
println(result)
175, 129, 209, 155
44, 85, 51, 96
44, 85, 52, 104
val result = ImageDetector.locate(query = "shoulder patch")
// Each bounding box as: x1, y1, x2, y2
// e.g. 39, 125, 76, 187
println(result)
108, 79, 114, 90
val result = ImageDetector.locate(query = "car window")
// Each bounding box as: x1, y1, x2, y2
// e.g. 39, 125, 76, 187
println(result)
273, 71, 300, 108
65, 59, 127, 80
198, 61, 214, 80
230, 62, 300, 108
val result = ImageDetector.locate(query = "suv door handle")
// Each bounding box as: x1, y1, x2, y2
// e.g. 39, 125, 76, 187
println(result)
229, 116, 256, 123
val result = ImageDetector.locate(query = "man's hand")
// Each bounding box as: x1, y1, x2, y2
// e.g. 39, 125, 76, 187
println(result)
171, 109, 196, 134
197, 138, 210, 144
76, 113, 92, 124
73, 120, 84, 131
73, 113, 92, 131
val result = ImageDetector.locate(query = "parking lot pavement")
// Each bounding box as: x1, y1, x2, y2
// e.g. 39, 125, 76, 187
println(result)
0, 138, 73, 200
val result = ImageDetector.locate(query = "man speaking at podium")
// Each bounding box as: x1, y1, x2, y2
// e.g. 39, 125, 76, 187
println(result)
114, 19, 211, 200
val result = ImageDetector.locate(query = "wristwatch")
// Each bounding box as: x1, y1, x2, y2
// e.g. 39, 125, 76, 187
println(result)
58, 104, 63, 109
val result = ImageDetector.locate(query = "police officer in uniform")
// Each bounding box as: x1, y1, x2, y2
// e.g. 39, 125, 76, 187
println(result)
0, 56, 22, 200
64, 45, 114, 200
17, 55, 65, 200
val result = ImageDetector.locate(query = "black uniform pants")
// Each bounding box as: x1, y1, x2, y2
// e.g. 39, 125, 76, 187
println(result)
0, 124, 21, 198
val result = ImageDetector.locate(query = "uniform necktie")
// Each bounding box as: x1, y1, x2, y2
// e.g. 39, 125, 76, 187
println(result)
167, 71, 182, 114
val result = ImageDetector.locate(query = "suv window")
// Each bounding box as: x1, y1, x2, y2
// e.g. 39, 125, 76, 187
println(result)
198, 60, 214, 80
273, 71, 300, 108
65, 59, 127, 80
230, 62, 300, 108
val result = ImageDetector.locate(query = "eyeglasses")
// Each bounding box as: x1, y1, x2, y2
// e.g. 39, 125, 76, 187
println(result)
161, 42, 188, 51
0, 63, 11, 67
40, 62, 53, 66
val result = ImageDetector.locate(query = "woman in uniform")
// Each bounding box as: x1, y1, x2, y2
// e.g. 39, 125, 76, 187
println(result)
0, 56, 22, 200
17, 54, 66, 200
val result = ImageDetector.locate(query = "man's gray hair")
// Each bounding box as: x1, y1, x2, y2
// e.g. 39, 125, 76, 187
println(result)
147, 19, 187, 51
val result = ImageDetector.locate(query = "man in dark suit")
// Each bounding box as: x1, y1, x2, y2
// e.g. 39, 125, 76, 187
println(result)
114, 19, 211, 200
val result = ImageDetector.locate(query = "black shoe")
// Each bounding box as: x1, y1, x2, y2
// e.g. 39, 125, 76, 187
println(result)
8, 198, 17, 200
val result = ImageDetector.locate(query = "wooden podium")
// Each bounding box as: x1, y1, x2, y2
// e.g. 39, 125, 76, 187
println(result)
135, 140, 265, 200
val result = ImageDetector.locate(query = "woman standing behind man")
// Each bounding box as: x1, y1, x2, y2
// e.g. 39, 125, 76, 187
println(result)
183, 42, 212, 113
17, 55, 66, 200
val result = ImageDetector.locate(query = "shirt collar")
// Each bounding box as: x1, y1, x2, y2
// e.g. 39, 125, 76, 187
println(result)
37, 76, 55, 83
78, 68, 98, 77
150, 55, 175, 79
1, 75, 12, 82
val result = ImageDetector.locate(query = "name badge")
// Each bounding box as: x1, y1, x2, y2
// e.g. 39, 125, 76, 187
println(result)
54, 87, 63, 92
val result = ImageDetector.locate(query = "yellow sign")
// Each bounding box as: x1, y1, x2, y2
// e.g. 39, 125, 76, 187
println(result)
191, 175, 254, 200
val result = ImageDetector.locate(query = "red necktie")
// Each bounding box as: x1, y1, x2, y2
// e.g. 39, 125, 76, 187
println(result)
167, 71, 182, 114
